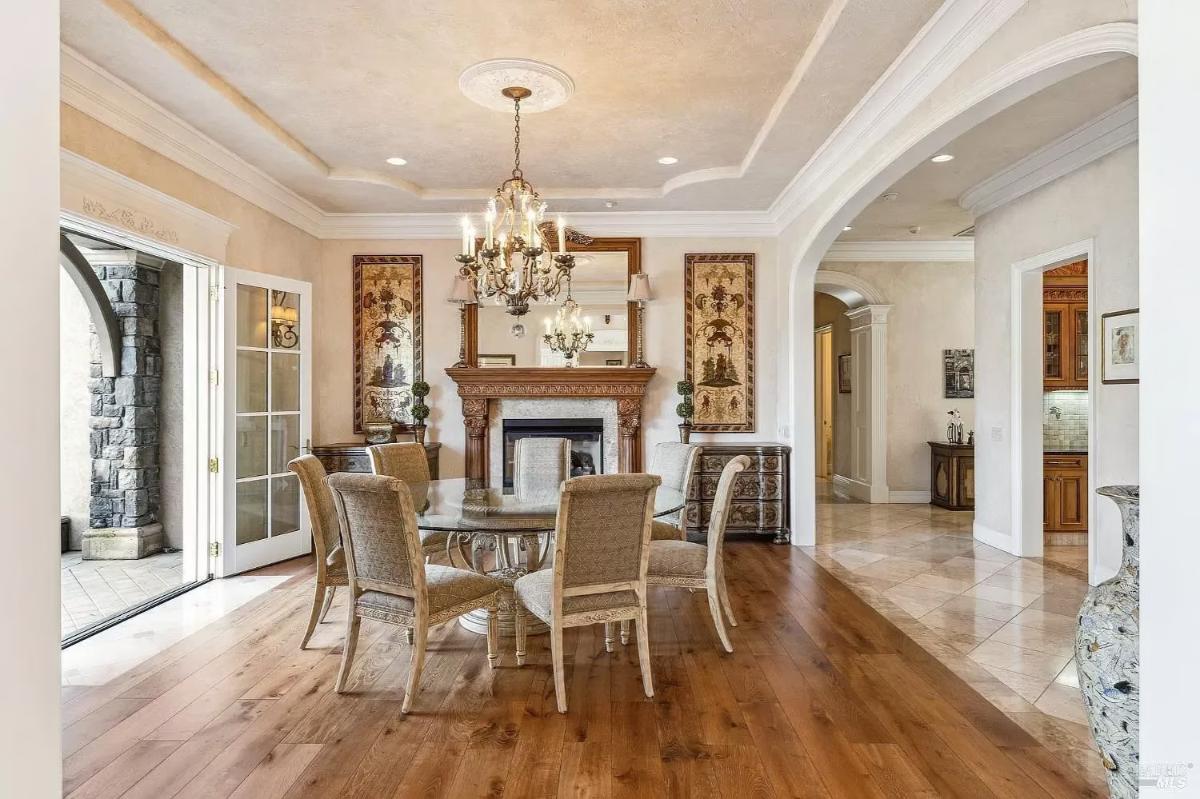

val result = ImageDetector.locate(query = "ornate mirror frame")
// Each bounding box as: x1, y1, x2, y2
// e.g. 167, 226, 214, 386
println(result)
464, 232, 642, 367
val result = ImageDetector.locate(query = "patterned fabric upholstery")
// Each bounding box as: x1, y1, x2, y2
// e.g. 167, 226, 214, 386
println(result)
558, 473, 661, 589
513, 568, 639, 624
288, 455, 347, 581
368, 442, 431, 485
512, 437, 571, 500
648, 442, 700, 529
358, 565, 501, 621
648, 540, 707, 578
650, 519, 684, 541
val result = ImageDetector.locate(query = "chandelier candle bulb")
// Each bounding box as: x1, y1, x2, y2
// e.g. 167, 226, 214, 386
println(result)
460, 217, 470, 256
557, 217, 566, 255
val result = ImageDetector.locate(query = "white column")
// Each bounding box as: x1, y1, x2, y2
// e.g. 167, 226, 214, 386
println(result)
845, 304, 891, 503
0, 1, 62, 796
1141, 3, 1200, 784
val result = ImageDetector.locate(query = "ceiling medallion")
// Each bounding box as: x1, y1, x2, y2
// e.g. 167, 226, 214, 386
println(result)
458, 59, 575, 113
454, 73, 576, 318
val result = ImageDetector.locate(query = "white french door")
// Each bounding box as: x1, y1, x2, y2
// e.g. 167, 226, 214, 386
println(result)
218, 267, 312, 575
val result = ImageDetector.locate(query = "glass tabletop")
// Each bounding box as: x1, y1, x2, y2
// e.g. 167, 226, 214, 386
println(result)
407, 478, 686, 534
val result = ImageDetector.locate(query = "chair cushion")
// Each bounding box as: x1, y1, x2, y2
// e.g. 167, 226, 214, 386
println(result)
648, 540, 707, 579
513, 568, 638, 625
356, 565, 500, 622
650, 520, 684, 541
419, 528, 450, 552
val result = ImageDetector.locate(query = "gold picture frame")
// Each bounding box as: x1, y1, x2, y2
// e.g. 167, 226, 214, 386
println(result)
353, 255, 423, 433
684, 253, 755, 432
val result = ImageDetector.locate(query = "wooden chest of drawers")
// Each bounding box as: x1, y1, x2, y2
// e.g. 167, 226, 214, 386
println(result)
683, 443, 791, 544
312, 442, 441, 479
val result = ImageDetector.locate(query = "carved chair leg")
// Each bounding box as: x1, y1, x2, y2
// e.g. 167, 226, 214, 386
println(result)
706, 580, 734, 653
300, 581, 324, 650
635, 607, 654, 698
404, 628, 414, 645
402, 619, 428, 714
318, 585, 336, 623
486, 602, 499, 669
550, 619, 567, 713
335, 611, 361, 693
603, 622, 614, 653
620, 619, 631, 645
717, 571, 737, 627
514, 604, 527, 667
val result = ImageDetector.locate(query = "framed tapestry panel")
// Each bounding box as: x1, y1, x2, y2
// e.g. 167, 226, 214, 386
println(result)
684, 253, 755, 432
353, 255, 423, 433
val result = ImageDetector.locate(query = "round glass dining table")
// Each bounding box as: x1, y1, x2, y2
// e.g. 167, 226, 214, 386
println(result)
405, 478, 686, 635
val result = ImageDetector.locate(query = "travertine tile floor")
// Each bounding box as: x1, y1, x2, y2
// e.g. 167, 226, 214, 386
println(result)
804, 480, 1090, 734
61, 550, 183, 638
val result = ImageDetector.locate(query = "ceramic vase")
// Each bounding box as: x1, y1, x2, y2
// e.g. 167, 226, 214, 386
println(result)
1076, 485, 1139, 799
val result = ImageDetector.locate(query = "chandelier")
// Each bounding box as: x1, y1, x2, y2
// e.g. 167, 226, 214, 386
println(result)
542, 291, 594, 367
455, 86, 574, 317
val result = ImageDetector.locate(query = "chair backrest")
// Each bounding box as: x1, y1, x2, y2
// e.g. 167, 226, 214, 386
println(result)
553, 473, 660, 601
513, 437, 571, 499
327, 473, 425, 600
288, 455, 339, 575
368, 442, 430, 484
705, 455, 752, 573
648, 442, 701, 493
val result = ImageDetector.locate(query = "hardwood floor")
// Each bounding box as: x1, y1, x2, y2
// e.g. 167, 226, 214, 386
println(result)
61, 544, 1104, 798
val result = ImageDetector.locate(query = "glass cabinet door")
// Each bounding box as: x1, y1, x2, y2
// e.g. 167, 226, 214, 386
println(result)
1073, 305, 1088, 385
1043, 305, 1066, 383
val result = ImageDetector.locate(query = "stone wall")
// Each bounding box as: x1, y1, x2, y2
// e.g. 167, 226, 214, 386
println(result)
88, 261, 161, 531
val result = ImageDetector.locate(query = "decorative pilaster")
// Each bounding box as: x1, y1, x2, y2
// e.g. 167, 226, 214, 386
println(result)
462, 398, 489, 485
616, 397, 642, 472
844, 304, 891, 504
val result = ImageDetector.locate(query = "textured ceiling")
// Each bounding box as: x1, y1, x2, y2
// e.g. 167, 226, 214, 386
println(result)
840, 57, 1139, 241
61, 0, 946, 213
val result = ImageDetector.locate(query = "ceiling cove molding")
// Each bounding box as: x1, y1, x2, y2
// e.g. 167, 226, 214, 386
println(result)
959, 97, 1138, 217
821, 240, 975, 262
317, 211, 779, 240
61, 45, 325, 236
768, 0, 1027, 229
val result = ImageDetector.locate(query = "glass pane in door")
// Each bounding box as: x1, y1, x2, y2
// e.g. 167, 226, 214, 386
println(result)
237, 285, 268, 348
270, 414, 300, 473
270, 474, 301, 536
236, 480, 268, 544
236, 416, 268, 478
271, 352, 300, 412
237, 351, 268, 412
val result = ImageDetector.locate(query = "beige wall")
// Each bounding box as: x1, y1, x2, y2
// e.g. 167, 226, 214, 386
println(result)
813, 293, 851, 478
61, 105, 319, 282
60, 269, 92, 544
817, 261, 976, 493
314, 237, 781, 477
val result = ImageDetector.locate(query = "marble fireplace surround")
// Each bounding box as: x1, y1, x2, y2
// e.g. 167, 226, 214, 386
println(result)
489, 400, 618, 487
444, 367, 656, 483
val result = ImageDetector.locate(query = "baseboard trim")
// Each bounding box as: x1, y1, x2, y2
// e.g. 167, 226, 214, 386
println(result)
831, 473, 882, 503
888, 490, 931, 504
973, 520, 1018, 555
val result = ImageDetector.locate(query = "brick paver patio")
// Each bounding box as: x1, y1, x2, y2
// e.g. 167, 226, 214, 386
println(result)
61, 550, 183, 638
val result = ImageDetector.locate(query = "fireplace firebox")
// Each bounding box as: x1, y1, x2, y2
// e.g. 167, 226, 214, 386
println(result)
502, 418, 604, 490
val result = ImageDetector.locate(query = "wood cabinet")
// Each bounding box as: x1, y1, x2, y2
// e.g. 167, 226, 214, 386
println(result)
312, 442, 440, 479
1043, 262, 1088, 390
683, 443, 791, 544
928, 442, 974, 510
1044, 452, 1087, 536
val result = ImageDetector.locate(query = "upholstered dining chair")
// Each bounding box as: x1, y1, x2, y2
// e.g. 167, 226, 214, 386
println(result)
512, 473, 661, 713
648, 442, 700, 541
327, 473, 502, 713
288, 455, 349, 649
512, 437, 572, 499
646, 454, 750, 653
367, 442, 430, 484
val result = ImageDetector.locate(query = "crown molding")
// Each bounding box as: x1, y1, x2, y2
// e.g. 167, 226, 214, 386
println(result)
821, 240, 974, 262
317, 211, 778, 240
959, 97, 1138, 217
61, 45, 325, 236
768, 0, 1026, 229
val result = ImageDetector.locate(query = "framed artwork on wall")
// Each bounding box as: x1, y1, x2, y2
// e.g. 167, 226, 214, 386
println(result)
478, 353, 516, 367
684, 253, 755, 432
353, 255, 423, 433
1101, 308, 1139, 384
943, 348, 974, 398
837, 354, 852, 393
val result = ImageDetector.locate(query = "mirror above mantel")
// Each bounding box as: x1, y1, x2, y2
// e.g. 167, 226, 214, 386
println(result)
461, 235, 644, 369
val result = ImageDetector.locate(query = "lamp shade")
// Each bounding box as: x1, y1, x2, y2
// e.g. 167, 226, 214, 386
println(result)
448, 275, 477, 304
626, 273, 652, 302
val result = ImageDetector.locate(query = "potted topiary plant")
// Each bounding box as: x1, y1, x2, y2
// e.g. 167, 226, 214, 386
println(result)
409, 380, 431, 444
675, 380, 695, 443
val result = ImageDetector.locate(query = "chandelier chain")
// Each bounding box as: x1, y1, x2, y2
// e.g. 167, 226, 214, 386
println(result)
511, 97, 522, 180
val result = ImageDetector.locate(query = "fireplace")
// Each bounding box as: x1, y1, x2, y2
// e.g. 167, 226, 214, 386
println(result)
502, 418, 604, 490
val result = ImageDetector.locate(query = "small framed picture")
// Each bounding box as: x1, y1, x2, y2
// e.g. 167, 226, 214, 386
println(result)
1101, 308, 1139, 384
478, 353, 516, 367
605, 359, 623, 366
943, 348, 974, 398
837, 354, 852, 393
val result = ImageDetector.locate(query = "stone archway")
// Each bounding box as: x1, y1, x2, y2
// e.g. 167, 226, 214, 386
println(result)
59, 233, 120, 378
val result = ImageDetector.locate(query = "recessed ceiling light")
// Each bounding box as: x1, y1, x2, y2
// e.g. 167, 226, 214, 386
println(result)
930, 153, 954, 163
657, 156, 679, 165
842, 226, 853, 231
604, 200, 617, 208
385, 157, 408, 166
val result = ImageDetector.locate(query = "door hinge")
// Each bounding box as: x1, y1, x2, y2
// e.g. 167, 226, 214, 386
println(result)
208, 457, 220, 473
210, 370, 220, 386
209, 285, 221, 302
209, 542, 221, 557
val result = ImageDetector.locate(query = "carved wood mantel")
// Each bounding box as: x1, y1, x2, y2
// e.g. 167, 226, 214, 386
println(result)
445, 367, 657, 482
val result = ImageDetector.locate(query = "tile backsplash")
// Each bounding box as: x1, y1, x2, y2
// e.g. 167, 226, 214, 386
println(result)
1043, 390, 1088, 452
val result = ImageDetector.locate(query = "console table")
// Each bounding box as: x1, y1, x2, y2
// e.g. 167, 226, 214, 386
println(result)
928, 441, 973, 510
312, 442, 441, 479
683, 443, 791, 544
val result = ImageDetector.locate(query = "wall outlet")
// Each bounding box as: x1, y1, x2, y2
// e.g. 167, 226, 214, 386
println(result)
991, 426, 1003, 442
